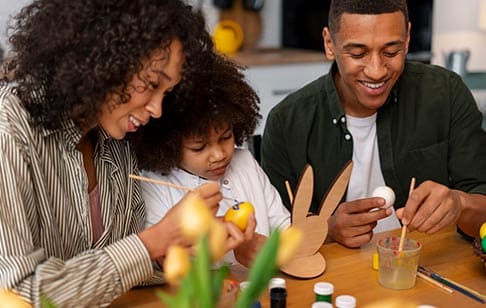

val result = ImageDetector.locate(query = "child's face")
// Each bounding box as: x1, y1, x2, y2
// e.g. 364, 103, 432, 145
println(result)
179, 125, 235, 181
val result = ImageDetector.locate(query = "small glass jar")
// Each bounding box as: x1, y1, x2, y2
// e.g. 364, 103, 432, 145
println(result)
314, 282, 334, 303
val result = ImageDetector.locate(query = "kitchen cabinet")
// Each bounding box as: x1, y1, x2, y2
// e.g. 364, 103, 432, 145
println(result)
245, 62, 330, 135
230, 49, 331, 136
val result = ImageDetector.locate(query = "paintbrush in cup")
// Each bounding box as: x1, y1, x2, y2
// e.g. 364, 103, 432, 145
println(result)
399, 177, 416, 252
285, 180, 294, 204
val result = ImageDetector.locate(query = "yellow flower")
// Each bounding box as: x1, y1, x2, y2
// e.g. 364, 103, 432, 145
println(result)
276, 226, 303, 266
179, 193, 213, 241
163, 245, 191, 285
0, 289, 31, 308
208, 220, 228, 262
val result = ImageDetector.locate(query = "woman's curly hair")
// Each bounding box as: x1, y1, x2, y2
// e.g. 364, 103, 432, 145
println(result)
133, 54, 261, 174
4, 0, 213, 130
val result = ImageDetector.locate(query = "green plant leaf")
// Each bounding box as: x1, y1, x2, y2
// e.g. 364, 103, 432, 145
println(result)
212, 263, 230, 302
236, 230, 279, 308
156, 290, 179, 308
194, 235, 213, 308
40, 294, 57, 308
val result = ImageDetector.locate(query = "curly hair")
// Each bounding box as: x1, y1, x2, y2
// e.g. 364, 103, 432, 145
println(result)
4, 0, 213, 130
133, 54, 261, 174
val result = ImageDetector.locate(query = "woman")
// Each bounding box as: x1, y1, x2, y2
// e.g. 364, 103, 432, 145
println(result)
0, 0, 244, 306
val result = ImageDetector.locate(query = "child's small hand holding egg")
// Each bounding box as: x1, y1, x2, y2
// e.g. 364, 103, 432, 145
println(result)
371, 186, 396, 209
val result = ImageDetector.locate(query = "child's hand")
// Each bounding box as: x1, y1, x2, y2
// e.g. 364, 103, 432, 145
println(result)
232, 213, 267, 267
234, 233, 267, 268
222, 213, 256, 256
194, 182, 222, 215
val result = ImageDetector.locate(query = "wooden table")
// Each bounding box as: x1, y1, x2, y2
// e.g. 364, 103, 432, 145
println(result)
111, 226, 486, 307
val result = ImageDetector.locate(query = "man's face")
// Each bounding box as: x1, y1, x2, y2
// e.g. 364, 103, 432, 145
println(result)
323, 11, 410, 117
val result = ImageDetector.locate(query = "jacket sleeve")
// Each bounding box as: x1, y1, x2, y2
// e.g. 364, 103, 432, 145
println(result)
260, 107, 297, 210
448, 74, 486, 194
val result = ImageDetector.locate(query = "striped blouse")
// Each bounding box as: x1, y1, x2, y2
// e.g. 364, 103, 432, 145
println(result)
0, 86, 162, 307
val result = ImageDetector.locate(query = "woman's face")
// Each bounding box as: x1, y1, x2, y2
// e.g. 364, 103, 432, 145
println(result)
98, 39, 185, 139
179, 124, 235, 181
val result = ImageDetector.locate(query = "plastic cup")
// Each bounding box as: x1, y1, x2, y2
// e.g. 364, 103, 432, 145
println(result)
376, 237, 422, 290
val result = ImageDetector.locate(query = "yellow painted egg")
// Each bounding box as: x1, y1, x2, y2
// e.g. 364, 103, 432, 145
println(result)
480, 222, 486, 239
224, 202, 254, 231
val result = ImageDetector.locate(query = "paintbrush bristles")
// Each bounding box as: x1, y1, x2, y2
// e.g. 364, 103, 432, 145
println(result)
398, 177, 416, 252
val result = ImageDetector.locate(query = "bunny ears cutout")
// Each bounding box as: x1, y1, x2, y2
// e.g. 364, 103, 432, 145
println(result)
280, 161, 353, 278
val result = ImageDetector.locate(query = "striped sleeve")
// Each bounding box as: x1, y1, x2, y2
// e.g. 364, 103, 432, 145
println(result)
0, 88, 157, 307
104, 234, 153, 292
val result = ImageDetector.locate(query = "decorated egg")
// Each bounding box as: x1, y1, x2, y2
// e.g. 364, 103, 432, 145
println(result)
480, 222, 486, 239
482, 236, 486, 252
371, 186, 396, 209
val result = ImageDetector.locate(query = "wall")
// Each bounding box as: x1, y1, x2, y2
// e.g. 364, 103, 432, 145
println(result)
0, 0, 30, 53
432, 0, 486, 71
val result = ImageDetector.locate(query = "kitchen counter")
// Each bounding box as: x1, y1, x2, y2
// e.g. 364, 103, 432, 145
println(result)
228, 48, 329, 67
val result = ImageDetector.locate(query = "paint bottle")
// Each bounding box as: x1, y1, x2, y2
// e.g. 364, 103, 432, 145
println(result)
270, 287, 287, 308
335, 295, 356, 308
314, 282, 334, 303
268, 277, 286, 292
311, 301, 333, 308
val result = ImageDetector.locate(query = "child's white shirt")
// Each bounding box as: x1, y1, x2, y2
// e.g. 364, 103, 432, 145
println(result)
141, 148, 291, 265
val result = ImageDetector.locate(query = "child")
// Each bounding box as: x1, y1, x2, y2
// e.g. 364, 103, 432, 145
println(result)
134, 55, 291, 267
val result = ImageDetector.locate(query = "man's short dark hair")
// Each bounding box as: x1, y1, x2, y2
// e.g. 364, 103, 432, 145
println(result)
328, 0, 409, 35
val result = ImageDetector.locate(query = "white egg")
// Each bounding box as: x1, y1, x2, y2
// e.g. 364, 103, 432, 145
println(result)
371, 186, 396, 209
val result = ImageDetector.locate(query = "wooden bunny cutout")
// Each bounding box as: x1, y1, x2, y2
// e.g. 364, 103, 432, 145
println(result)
280, 161, 353, 278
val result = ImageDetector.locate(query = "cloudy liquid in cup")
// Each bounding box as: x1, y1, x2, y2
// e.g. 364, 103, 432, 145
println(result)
377, 237, 422, 290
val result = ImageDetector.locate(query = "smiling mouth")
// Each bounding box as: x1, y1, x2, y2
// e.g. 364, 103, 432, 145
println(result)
361, 81, 386, 89
129, 115, 141, 128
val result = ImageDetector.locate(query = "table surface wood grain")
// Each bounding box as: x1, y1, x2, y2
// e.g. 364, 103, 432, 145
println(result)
110, 226, 486, 307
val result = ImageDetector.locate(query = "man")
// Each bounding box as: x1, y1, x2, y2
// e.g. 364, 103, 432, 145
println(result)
261, 0, 486, 248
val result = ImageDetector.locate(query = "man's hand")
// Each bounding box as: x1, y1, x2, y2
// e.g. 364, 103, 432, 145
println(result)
396, 180, 464, 234
327, 197, 391, 248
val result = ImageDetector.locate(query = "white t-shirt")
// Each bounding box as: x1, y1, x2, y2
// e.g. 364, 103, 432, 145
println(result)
141, 148, 291, 264
345, 114, 401, 233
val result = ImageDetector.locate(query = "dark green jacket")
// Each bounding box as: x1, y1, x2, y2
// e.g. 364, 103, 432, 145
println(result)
261, 61, 486, 213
